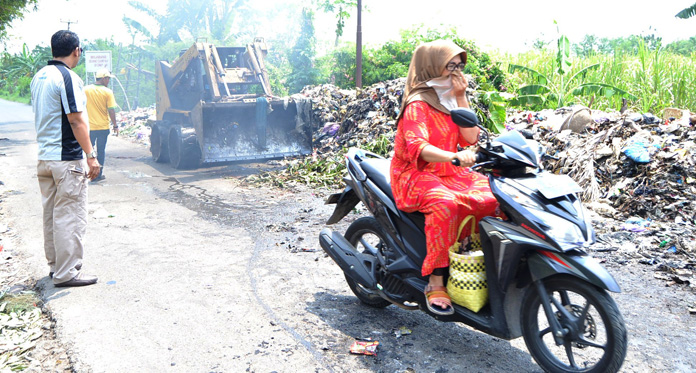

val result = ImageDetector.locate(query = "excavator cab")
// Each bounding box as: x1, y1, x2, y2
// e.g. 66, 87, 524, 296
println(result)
151, 38, 313, 169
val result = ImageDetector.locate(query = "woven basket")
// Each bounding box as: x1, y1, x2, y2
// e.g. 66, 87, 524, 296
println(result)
447, 215, 488, 312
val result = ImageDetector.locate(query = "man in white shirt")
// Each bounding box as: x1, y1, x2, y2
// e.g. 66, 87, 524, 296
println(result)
31, 30, 100, 287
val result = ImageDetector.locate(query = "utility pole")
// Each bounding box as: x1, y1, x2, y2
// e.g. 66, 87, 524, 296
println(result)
60, 19, 78, 30
356, 0, 362, 89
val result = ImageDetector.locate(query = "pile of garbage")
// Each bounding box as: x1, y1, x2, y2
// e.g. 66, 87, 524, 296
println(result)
304, 79, 404, 155
507, 106, 696, 222
506, 107, 695, 290
295, 80, 696, 291
300, 80, 696, 225
115, 106, 154, 146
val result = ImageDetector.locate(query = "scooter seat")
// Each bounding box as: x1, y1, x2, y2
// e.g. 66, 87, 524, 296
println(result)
361, 158, 393, 200
361, 158, 426, 230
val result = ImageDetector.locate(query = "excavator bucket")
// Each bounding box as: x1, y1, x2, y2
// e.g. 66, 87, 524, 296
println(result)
151, 39, 314, 169
193, 97, 312, 163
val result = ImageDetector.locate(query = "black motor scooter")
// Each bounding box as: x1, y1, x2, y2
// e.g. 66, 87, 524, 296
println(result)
319, 108, 627, 372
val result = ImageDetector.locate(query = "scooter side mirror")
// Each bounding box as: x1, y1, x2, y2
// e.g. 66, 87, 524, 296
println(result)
451, 108, 479, 128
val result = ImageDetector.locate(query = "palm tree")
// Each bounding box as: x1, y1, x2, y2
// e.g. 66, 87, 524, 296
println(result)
676, 3, 696, 18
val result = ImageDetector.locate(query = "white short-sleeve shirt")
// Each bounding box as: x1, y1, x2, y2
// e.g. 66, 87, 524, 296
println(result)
31, 60, 87, 161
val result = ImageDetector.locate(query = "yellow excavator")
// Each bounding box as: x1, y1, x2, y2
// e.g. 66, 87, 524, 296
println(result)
150, 38, 313, 169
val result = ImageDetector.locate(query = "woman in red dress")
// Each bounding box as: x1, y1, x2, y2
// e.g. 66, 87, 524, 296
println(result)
390, 40, 502, 315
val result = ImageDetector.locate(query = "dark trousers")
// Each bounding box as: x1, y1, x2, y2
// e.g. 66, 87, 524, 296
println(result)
89, 129, 109, 177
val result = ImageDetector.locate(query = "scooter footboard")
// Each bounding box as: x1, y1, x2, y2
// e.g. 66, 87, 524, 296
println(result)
527, 251, 621, 293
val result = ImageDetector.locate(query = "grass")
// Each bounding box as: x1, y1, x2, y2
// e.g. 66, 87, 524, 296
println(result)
504, 49, 696, 114
0, 91, 30, 104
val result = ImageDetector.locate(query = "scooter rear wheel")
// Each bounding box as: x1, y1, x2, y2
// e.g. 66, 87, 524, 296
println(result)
521, 276, 627, 373
343, 217, 391, 308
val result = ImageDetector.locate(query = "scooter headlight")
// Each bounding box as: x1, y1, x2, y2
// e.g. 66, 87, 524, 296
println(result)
532, 208, 587, 248
497, 181, 589, 249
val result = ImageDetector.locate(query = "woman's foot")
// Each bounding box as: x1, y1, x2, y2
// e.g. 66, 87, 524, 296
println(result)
424, 284, 454, 315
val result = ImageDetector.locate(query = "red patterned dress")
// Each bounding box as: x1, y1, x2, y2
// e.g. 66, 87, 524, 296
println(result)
390, 101, 502, 276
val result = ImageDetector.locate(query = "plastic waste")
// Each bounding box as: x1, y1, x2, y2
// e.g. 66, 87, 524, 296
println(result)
623, 141, 652, 163
629, 113, 642, 122
621, 216, 651, 232
643, 113, 660, 124
321, 122, 340, 136
349, 339, 379, 356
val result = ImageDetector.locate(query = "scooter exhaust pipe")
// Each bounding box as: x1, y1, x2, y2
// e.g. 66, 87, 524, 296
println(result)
319, 228, 377, 289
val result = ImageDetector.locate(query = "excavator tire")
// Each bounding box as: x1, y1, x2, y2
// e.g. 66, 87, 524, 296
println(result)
150, 123, 169, 163
168, 126, 201, 170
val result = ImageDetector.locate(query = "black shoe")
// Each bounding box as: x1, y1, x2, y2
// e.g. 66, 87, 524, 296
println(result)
49, 263, 83, 279
54, 272, 98, 287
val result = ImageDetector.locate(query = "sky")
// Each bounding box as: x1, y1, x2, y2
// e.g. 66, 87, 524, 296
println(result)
4, 0, 696, 55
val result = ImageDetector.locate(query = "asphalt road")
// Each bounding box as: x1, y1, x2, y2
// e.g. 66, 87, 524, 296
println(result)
1, 98, 695, 373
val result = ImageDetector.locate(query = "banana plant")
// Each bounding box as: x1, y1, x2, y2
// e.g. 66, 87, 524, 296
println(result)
0, 44, 50, 80
676, 3, 696, 18
475, 90, 508, 134
509, 27, 635, 109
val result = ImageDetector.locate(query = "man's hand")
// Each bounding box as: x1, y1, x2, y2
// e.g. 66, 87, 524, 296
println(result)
108, 108, 119, 136
86, 158, 101, 180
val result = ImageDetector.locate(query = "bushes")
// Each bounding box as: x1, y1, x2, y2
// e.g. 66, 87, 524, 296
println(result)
315, 25, 509, 92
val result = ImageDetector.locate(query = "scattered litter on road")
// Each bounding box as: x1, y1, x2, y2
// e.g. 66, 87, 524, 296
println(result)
395, 326, 412, 338
349, 339, 379, 356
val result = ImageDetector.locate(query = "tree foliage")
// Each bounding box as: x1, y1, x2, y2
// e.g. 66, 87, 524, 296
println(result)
287, 8, 318, 93
316, 0, 357, 46
0, 43, 50, 100
125, 0, 251, 45
2, 0, 695, 117
572, 33, 663, 57
676, 2, 696, 18
663, 36, 696, 56
0, 0, 37, 41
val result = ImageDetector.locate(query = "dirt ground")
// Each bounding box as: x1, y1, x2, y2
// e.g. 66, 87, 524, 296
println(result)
1, 98, 696, 372
4, 179, 696, 372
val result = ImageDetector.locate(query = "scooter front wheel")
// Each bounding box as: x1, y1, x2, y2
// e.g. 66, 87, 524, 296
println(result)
521, 276, 627, 373
343, 217, 391, 308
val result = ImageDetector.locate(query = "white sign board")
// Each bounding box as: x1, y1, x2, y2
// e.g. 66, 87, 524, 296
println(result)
84, 51, 112, 73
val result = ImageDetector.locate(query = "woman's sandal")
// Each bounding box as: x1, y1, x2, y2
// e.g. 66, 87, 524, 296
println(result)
424, 285, 455, 316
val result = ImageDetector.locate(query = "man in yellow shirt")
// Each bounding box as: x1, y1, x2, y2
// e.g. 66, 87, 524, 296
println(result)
85, 68, 119, 182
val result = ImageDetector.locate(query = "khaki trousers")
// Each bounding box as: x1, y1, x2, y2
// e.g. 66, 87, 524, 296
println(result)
37, 160, 89, 284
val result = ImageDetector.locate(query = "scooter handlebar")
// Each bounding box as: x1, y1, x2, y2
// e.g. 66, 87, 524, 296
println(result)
451, 152, 487, 167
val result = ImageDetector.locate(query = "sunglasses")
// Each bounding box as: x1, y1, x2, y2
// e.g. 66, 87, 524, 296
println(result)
446, 62, 466, 71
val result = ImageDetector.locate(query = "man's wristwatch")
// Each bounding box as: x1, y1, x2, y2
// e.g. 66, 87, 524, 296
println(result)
86, 150, 97, 159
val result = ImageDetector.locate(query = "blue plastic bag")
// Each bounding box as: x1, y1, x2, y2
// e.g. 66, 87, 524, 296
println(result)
623, 141, 651, 163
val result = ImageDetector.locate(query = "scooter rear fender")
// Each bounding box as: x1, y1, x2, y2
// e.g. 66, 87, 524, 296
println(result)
325, 186, 361, 225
